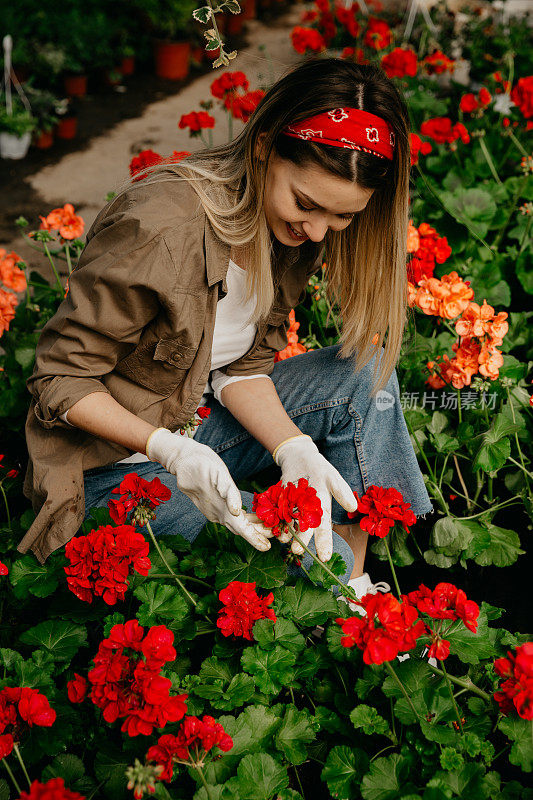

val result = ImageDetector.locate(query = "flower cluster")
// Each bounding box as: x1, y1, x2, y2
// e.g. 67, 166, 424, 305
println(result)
129, 149, 190, 182
108, 472, 171, 527
252, 477, 322, 539
347, 484, 417, 538
0, 287, 18, 338
494, 643, 533, 720
38, 203, 84, 241
0, 453, 19, 481
0, 686, 56, 758
178, 111, 215, 135
291, 26, 326, 55
381, 47, 417, 79
364, 16, 391, 50
0, 248, 26, 338
18, 778, 85, 800
85, 620, 188, 736
177, 405, 211, 437
406, 221, 452, 283
337, 593, 426, 664
459, 87, 492, 115
404, 583, 480, 660
408, 271, 474, 320
420, 117, 470, 148
274, 309, 309, 361
64, 523, 151, 604
145, 715, 233, 781
217, 580, 277, 640
210, 71, 265, 123
422, 50, 455, 75
510, 75, 533, 121
335, 2, 359, 38
409, 133, 432, 166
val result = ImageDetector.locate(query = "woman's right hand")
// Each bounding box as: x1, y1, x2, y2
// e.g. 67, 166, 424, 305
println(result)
145, 428, 274, 551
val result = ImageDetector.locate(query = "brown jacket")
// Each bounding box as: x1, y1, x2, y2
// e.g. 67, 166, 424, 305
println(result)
19, 170, 323, 562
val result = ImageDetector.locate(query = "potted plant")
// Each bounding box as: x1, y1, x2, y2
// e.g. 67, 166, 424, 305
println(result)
140, 0, 197, 80
54, 96, 79, 140
63, 51, 88, 98
23, 83, 59, 149
120, 44, 136, 77
0, 102, 36, 159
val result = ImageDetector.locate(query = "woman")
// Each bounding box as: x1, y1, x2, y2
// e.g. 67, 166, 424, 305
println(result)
19, 58, 433, 602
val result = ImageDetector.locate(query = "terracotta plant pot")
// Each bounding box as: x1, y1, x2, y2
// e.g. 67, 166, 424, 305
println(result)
226, 13, 244, 35
34, 130, 54, 149
191, 46, 205, 66
56, 116, 78, 140
64, 74, 87, 97
241, 0, 257, 20
154, 40, 191, 80
121, 56, 135, 76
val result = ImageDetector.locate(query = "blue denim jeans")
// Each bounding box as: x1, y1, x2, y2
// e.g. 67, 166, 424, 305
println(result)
82, 344, 433, 586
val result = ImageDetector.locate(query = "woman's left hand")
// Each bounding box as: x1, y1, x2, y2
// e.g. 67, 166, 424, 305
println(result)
273, 434, 358, 562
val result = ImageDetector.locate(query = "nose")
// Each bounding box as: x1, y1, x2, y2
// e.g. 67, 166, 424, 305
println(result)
302, 216, 328, 242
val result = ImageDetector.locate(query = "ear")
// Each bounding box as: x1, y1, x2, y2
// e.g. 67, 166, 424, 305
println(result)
254, 132, 268, 161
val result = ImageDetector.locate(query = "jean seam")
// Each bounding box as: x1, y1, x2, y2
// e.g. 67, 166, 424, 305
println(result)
211, 396, 352, 453
348, 401, 369, 493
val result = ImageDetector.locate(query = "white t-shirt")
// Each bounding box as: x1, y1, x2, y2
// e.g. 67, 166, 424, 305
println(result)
60, 259, 271, 464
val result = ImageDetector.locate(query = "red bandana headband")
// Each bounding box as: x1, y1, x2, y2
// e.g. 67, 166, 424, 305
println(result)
281, 107, 395, 161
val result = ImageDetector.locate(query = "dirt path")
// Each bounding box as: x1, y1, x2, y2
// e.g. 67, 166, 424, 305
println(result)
1, 2, 303, 282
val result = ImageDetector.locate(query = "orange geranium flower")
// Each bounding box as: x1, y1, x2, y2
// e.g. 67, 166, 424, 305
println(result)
408, 272, 474, 319
478, 342, 504, 380
39, 203, 84, 241
406, 221, 420, 253
0, 249, 26, 293
274, 309, 311, 362
0, 288, 19, 337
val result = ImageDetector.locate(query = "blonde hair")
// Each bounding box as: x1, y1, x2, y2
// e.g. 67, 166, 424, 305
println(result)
111, 57, 412, 398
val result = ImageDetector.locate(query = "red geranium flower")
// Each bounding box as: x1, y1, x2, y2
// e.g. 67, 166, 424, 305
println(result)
217, 580, 276, 640
18, 778, 85, 800
405, 582, 480, 633
423, 50, 455, 75
291, 26, 326, 54
87, 620, 187, 737
336, 592, 426, 664
108, 472, 171, 526
407, 220, 452, 283
226, 89, 265, 122
510, 75, 533, 119
64, 524, 151, 604
364, 17, 392, 50
67, 674, 88, 704
252, 478, 322, 538
459, 93, 478, 113
0, 686, 56, 758
211, 70, 249, 99
0, 561, 8, 576
347, 484, 417, 537
146, 715, 233, 783
197, 406, 211, 419
494, 642, 533, 720
335, 4, 359, 37
178, 111, 216, 135
381, 48, 417, 79
420, 117, 470, 145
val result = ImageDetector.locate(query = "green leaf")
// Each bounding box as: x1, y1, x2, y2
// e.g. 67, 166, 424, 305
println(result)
240, 645, 296, 695
371, 526, 414, 567
430, 517, 474, 555
431, 763, 488, 800
0, 780, 9, 800
308, 552, 347, 588
447, 603, 495, 664
195, 673, 255, 711
19, 621, 87, 663
440, 187, 497, 238
274, 705, 317, 765
9, 555, 60, 600
199, 656, 234, 684
498, 716, 533, 772
14, 346, 35, 370
218, 705, 283, 758
216, 538, 287, 589
252, 617, 306, 655
350, 704, 391, 737
473, 436, 511, 473
134, 582, 188, 626
361, 753, 416, 800
322, 745, 369, 800
473, 524, 524, 567
42, 754, 85, 784
273, 578, 339, 626
94, 747, 130, 800
192, 6, 212, 24
235, 753, 288, 800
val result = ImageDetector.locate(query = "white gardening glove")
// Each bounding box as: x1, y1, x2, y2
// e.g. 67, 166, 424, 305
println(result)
273, 434, 358, 562
146, 428, 274, 552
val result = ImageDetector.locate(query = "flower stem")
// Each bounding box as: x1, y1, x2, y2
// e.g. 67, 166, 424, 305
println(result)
43, 242, 65, 295
65, 244, 73, 275
2, 758, 22, 795
426, 663, 491, 701
453, 455, 471, 510
478, 137, 502, 184
195, 764, 213, 800
13, 744, 31, 789
383, 660, 420, 721
290, 530, 359, 603
147, 573, 212, 589
0, 483, 11, 528
505, 387, 531, 493
383, 537, 401, 599
145, 522, 197, 607
440, 660, 464, 734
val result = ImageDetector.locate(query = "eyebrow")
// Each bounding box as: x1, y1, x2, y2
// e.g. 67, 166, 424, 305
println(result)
296, 189, 356, 216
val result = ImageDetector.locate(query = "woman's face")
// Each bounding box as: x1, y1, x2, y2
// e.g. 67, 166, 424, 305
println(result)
261, 148, 374, 246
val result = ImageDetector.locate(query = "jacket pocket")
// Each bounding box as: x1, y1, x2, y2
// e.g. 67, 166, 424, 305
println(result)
115, 336, 197, 396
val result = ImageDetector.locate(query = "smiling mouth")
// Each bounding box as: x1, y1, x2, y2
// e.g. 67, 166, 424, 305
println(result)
286, 221, 308, 240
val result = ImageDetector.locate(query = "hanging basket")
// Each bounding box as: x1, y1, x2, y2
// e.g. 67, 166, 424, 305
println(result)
0, 130, 31, 159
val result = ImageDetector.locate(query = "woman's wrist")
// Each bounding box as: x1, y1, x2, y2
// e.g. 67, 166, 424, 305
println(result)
272, 434, 313, 463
